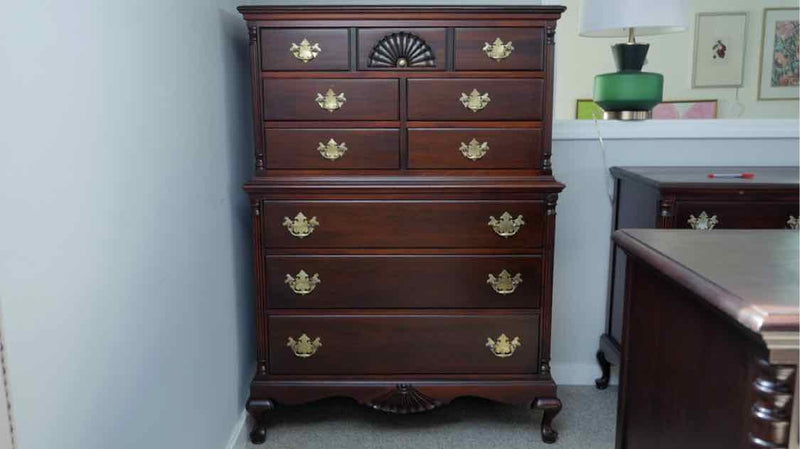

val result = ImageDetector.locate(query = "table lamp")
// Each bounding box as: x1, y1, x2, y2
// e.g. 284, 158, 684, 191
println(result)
579, 0, 688, 120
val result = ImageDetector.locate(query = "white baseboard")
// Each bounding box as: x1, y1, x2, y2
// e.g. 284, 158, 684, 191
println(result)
550, 361, 619, 386
224, 409, 251, 449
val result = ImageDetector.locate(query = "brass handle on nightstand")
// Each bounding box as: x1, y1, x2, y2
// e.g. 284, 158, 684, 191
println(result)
287, 334, 322, 358
318, 139, 348, 161
788, 215, 798, 230
488, 212, 525, 237
487, 270, 523, 295
283, 212, 319, 238
459, 139, 489, 161
289, 38, 321, 62
482, 38, 514, 61
486, 334, 521, 358
459, 89, 490, 112
687, 211, 718, 230
285, 270, 321, 295
316, 89, 346, 112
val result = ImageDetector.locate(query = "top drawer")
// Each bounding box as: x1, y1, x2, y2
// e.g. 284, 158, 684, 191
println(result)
455, 28, 545, 71
260, 28, 349, 71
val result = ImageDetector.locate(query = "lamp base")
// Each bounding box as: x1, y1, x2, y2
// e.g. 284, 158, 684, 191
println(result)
603, 110, 652, 121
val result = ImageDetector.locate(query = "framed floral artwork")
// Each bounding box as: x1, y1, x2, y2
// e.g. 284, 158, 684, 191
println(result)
758, 8, 799, 100
692, 12, 748, 88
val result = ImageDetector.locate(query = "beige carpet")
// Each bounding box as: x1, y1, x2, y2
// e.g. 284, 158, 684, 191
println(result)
245, 386, 617, 449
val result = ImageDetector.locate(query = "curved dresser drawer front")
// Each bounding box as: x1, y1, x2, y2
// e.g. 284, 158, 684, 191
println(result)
408, 128, 542, 169
265, 129, 400, 169
407, 78, 544, 120
269, 314, 540, 374
266, 255, 543, 309
262, 200, 545, 248
454, 27, 545, 71
262, 79, 400, 121
675, 201, 800, 230
260, 28, 350, 71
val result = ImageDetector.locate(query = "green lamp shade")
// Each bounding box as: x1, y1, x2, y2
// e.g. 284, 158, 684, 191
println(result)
593, 71, 663, 112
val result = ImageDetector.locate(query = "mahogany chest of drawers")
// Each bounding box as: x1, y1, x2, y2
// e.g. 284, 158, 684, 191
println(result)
596, 166, 799, 389
238, 5, 566, 444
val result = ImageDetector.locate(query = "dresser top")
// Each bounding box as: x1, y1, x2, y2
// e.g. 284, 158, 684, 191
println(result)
613, 229, 799, 335
611, 166, 799, 190
239, 4, 566, 19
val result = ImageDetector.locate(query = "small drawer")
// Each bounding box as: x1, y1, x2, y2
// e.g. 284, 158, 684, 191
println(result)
262, 200, 545, 249
265, 129, 399, 169
675, 202, 800, 230
269, 314, 540, 374
358, 28, 446, 70
408, 128, 542, 169
260, 28, 349, 71
263, 79, 399, 121
407, 79, 544, 120
266, 255, 543, 309
454, 28, 545, 71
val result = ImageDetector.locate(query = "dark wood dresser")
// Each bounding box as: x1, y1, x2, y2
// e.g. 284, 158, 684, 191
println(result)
597, 166, 800, 389
237, 5, 566, 444
613, 229, 799, 449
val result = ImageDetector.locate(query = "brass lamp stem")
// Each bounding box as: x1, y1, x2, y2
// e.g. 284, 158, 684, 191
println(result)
627, 27, 636, 44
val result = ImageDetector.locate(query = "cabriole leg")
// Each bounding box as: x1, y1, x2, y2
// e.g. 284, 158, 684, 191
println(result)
533, 397, 562, 444
246, 398, 274, 445
595, 349, 611, 390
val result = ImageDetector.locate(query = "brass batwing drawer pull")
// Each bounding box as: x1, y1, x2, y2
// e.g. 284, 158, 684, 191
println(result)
290, 38, 321, 63
486, 333, 521, 358
285, 270, 321, 295
687, 211, 718, 230
487, 270, 523, 295
283, 212, 319, 238
788, 215, 798, 230
483, 37, 514, 61
318, 139, 348, 161
488, 212, 525, 237
287, 333, 322, 358
459, 139, 489, 161
316, 89, 346, 112
459, 89, 491, 112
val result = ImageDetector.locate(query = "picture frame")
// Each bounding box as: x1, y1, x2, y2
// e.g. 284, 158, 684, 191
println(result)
575, 99, 718, 120
758, 8, 799, 100
692, 12, 748, 88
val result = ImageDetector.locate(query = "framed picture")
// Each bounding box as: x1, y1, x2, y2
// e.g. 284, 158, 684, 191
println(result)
758, 8, 799, 100
692, 12, 748, 88
575, 99, 718, 120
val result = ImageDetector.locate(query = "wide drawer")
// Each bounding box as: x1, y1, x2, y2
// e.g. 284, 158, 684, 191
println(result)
674, 201, 799, 230
262, 200, 545, 248
407, 79, 544, 120
269, 314, 540, 374
260, 28, 349, 71
267, 255, 543, 308
454, 28, 545, 71
408, 128, 542, 169
264, 129, 400, 169
262, 79, 399, 121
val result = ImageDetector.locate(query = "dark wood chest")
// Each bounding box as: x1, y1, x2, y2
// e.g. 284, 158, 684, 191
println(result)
238, 5, 566, 443
596, 166, 799, 389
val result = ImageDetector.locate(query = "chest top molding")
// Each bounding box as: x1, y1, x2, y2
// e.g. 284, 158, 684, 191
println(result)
238, 5, 567, 21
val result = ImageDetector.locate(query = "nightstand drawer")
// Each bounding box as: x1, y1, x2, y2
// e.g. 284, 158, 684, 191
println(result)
407, 79, 544, 120
263, 79, 399, 121
269, 314, 540, 374
265, 129, 400, 169
262, 200, 545, 248
454, 28, 545, 71
408, 128, 542, 169
675, 202, 799, 230
260, 28, 349, 71
266, 255, 543, 309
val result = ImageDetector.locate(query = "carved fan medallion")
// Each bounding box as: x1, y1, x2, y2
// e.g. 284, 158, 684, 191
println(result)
366, 384, 443, 414
368, 32, 436, 68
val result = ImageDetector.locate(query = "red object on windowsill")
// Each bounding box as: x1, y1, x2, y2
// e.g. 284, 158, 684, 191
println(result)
708, 172, 755, 179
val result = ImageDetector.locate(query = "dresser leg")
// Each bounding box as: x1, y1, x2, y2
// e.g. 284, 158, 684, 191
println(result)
533, 397, 562, 444
595, 350, 611, 390
246, 398, 274, 444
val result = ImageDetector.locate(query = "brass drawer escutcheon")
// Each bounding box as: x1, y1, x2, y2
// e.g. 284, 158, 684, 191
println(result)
486, 333, 521, 358
459, 139, 489, 161
287, 333, 322, 358
290, 38, 321, 63
788, 215, 798, 230
317, 139, 348, 161
487, 270, 523, 295
283, 212, 319, 238
459, 89, 491, 112
687, 211, 718, 230
488, 212, 525, 237
285, 270, 321, 295
483, 38, 514, 61
316, 89, 346, 112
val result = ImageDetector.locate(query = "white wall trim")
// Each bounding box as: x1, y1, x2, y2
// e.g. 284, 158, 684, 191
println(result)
224, 410, 250, 449
554, 119, 799, 141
